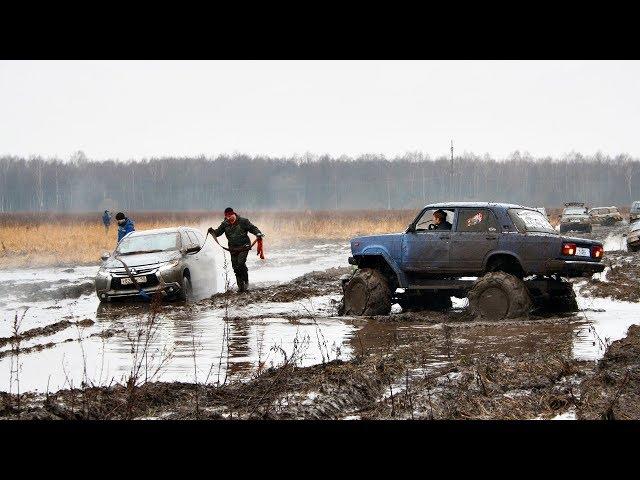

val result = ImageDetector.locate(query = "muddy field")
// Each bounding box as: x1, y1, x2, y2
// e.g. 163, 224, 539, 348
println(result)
1, 224, 640, 420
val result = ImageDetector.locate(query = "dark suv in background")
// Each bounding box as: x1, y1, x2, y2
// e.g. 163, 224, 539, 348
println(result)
340, 202, 604, 320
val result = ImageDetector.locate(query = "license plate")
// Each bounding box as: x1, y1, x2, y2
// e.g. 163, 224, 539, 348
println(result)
121, 276, 147, 285
576, 247, 590, 257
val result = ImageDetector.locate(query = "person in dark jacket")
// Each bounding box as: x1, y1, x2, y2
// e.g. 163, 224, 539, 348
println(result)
208, 207, 264, 293
116, 212, 135, 243
102, 210, 112, 234
433, 209, 452, 230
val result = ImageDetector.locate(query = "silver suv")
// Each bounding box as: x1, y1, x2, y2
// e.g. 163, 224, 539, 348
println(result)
95, 226, 216, 301
559, 202, 592, 233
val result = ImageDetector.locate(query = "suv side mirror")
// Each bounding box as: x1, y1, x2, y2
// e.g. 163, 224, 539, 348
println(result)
100, 251, 111, 261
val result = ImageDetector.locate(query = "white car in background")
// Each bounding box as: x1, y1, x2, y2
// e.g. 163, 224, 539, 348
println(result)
626, 221, 640, 252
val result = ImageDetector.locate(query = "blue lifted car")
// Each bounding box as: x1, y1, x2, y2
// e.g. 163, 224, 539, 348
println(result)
340, 202, 605, 320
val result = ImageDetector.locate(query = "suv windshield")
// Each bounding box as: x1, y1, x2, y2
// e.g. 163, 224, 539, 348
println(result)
116, 232, 180, 255
563, 207, 587, 215
509, 209, 556, 234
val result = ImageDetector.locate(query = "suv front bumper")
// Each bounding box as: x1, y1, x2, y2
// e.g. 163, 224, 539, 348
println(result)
95, 267, 183, 301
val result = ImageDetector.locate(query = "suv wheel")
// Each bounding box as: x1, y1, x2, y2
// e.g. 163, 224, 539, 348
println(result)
468, 272, 532, 320
180, 275, 192, 301
340, 268, 392, 316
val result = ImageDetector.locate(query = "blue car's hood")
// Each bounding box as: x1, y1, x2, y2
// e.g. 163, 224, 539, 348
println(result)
351, 233, 403, 255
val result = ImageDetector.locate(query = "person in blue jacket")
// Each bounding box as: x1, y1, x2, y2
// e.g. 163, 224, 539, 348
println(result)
116, 212, 135, 243
102, 210, 112, 234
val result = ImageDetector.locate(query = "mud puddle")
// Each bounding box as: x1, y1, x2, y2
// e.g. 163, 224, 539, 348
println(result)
0, 243, 356, 393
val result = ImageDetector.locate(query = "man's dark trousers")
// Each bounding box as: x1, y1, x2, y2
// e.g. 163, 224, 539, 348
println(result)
231, 250, 249, 288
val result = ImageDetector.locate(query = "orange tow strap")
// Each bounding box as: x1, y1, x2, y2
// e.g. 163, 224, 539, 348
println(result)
257, 237, 265, 259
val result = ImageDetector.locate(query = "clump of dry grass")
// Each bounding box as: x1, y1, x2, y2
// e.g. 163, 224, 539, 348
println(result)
0, 210, 415, 268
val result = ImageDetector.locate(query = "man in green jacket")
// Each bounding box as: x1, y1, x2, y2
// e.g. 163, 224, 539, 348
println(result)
208, 207, 264, 293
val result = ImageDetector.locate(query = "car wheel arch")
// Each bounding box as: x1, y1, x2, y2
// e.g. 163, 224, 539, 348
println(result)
484, 252, 525, 275
356, 251, 405, 288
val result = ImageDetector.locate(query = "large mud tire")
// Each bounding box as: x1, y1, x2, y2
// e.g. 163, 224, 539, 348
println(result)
340, 268, 392, 316
468, 272, 532, 320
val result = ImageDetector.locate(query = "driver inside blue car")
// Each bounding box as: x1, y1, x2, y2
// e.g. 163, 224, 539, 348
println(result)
433, 209, 452, 230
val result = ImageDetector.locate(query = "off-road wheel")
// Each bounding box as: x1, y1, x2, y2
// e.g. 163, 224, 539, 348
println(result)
468, 271, 532, 320
179, 275, 192, 301
340, 268, 392, 316
398, 292, 452, 312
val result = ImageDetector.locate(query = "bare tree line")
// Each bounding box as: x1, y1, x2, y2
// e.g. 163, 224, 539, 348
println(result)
0, 151, 638, 212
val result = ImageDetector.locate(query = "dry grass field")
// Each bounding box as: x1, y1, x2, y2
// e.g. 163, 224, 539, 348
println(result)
0, 210, 416, 268
0, 206, 631, 268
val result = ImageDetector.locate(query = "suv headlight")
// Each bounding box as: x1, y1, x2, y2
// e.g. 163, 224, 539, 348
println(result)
158, 260, 180, 278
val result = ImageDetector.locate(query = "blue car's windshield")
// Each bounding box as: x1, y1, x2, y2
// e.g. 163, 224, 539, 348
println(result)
117, 233, 180, 255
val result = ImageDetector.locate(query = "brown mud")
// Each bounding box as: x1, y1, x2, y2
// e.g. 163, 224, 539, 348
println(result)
578, 324, 640, 419
6, 279, 95, 302
0, 319, 94, 349
204, 267, 351, 308
580, 251, 640, 302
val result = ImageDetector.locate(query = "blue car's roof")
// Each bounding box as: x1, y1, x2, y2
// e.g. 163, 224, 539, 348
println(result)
423, 202, 532, 211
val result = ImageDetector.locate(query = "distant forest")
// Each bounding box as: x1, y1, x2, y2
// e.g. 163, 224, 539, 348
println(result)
1, 151, 639, 212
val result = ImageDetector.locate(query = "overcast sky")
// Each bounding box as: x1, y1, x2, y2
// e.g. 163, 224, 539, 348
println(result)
1, 60, 638, 161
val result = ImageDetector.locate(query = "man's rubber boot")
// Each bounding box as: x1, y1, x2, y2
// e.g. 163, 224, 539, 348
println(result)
238, 280, 247, 293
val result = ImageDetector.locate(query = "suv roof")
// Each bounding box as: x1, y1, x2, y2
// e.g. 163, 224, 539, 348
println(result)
423, 202, 531, 210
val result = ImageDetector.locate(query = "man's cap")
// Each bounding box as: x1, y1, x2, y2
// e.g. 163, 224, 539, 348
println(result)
224, 207, 235, 215
115, 212, 126, 220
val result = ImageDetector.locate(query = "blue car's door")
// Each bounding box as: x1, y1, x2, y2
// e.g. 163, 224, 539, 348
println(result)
448, 208, 500, 274
401, 208, 455, 272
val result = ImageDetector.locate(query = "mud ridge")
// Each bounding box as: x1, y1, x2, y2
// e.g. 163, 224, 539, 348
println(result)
204, 267, 351, 307
6, 279, 95, 302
